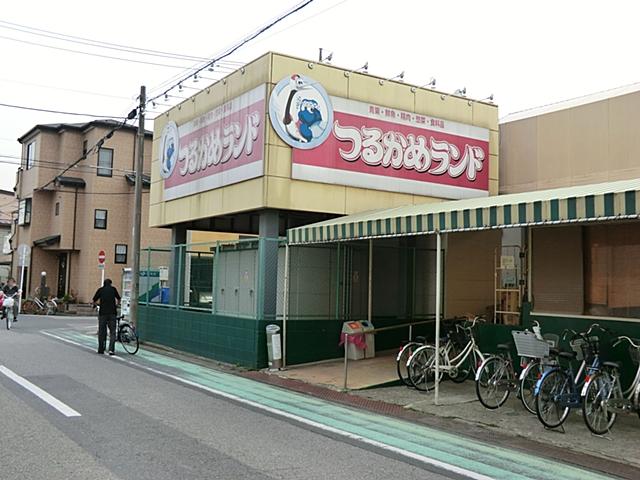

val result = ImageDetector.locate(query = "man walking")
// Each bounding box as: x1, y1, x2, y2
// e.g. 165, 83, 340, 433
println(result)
92, 279, 121, 355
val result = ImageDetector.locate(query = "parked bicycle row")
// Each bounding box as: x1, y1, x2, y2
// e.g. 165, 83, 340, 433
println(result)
396, 317, 640, 435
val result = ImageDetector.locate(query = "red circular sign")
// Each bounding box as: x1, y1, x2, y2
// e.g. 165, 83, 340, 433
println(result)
98, 250, 106, 264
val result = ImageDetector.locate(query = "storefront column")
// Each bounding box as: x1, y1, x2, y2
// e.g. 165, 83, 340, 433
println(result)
434, 231, 443, 406
258, 210, 279, 321
170, 225, 187, 306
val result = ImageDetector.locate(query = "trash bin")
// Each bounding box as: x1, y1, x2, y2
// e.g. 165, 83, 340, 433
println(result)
265, 324, 282, 370
360, 320, 375, 358
340, 321, 365, 360
161, 287, 170, 304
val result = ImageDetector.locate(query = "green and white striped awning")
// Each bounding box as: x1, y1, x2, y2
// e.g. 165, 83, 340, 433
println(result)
287, 178, 640, 245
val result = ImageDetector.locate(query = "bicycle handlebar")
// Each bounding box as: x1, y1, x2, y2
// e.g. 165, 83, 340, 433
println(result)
613, 336, 640, 349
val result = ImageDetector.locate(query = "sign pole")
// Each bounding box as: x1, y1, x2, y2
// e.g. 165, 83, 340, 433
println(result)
18, 264, 25, 313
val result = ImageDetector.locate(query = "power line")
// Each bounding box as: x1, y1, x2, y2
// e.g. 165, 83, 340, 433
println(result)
0, 77, 133, 101
0, 101, 127, 118
0, 19, 247, 65
0, 34, 238, 71
147, 0, 316, 106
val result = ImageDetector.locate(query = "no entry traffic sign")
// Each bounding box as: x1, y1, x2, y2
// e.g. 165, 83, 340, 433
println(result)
98, 250, 106, 264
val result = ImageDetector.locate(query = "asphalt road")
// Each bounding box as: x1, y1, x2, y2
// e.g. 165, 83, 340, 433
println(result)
0, 315, 619, 480
0, 315, 454, 480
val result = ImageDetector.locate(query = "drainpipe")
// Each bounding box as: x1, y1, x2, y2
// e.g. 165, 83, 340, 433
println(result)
67, 187, 78, 296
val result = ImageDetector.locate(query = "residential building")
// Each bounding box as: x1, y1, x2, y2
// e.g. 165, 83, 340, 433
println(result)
13, 120, 171, 303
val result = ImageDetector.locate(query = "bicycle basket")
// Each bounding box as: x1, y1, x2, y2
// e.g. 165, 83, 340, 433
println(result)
570, 336, 598, 362
542, 333, 559, 349
512, 330, 549, 359
447, 329, 468, 349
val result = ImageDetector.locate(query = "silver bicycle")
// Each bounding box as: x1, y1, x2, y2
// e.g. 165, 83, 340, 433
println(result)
581, 335, 640, 434
407, 316, 486, 391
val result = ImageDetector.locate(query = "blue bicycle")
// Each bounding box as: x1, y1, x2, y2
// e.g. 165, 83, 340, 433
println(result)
534, 324, 611, 430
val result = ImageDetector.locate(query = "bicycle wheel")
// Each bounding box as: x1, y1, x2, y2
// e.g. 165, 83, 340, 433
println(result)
396, 342, 420, 386
582, 370, 618, 435
21, 300, 37, 315
448, 344, 472, 383
520, 360, 544, 414
119, 324, 139, 354
5, 309, 12, 330
475, 356, 512, 409
536, 369, 571, 429
408, 346, 443, 391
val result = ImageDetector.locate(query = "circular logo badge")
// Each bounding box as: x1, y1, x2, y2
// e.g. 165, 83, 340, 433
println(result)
159, 121, 179, 179
268, 74, 333, 150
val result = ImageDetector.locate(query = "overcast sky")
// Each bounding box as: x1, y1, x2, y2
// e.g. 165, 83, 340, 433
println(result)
1, 0, 639, 192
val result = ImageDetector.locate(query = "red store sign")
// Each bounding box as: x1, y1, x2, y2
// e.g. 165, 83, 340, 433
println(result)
291, 96, 490, 199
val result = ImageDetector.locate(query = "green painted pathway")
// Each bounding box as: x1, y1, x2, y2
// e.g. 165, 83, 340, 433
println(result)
44, 328, 615, 480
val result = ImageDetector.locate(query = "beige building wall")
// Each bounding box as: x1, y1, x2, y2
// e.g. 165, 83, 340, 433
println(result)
14, 122, 171, 303
150, 52, 499, 228
500, 87, 640, 194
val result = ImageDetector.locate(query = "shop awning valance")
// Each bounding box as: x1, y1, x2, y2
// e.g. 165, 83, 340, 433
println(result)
33, 234, 61, 247
287, 178, 640, 245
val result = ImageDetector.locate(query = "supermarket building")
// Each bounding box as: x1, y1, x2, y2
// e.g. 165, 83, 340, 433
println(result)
140, 52, 639, 372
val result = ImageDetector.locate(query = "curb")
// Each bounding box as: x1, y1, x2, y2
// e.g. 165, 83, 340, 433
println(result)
239, 370, 639, 480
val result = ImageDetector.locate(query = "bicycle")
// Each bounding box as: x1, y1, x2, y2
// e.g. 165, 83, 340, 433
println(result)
581, 336, 640, 434
21, 296, 58, 315
396, 335, 428, 386
534, 323, 611, 430
475, 322, 559, 413
1, 291, 20, 330
116, 314, 139, 354
396, 318, 467, 386
407, 316, 486, 391
96, 305, 139, 355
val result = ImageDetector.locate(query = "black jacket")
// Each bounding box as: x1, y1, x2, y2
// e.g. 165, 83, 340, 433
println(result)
93, 285, 121, 315
3, 285, 18, 297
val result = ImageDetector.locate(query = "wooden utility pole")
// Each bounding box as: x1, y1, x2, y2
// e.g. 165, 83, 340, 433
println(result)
130, 85, 145, 326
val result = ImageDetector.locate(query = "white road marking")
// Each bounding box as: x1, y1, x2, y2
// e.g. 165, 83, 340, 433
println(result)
0, 365, 81, 417
40, 330, 491, 480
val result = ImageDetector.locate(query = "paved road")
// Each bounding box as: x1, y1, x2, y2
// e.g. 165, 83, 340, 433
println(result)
0, 315, 618, 480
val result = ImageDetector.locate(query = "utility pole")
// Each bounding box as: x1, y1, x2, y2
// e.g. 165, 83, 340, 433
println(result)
130, 85, 145, 326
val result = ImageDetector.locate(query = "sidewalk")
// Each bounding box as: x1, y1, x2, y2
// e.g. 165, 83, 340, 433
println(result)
99, 336, 640, 478
350, 381, 640, 470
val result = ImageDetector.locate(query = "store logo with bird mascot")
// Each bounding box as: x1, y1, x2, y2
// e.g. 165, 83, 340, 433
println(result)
159, 120, 180, 179
269, 74, 333, 150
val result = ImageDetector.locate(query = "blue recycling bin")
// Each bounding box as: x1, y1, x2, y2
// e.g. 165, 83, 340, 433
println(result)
161, 287, 170, 304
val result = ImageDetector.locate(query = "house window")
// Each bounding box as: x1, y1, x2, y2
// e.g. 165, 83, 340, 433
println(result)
55, 202, 60, 216
94, 209, 107, 229
115, 244, 128, 264
18, 198, 32, 225
26, 141, 35, 169
97, 148, 113, 177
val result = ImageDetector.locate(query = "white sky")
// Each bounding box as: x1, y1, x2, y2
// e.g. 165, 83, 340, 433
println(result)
2, 0, 640, 192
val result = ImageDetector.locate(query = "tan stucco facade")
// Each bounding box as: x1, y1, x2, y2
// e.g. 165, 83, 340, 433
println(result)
14, 121, 171, 303
499, 87, 640, 194
150, 52, 499, 228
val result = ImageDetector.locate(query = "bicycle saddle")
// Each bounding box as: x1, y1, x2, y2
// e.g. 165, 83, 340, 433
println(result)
602, 361, 622, 370
549, 347, 560, 357
558, 350, 577, 360
496, 343, 511, 351
414, 336, 426, 344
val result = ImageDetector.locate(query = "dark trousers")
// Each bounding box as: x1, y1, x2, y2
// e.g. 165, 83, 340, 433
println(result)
98, 314, 117, 353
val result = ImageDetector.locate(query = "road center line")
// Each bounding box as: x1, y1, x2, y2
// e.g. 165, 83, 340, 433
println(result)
0, 365, 81, 418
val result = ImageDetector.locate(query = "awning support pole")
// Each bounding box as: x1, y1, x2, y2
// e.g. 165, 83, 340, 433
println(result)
434, 231, 442, 405
527, 227, 533, 303
368, 239, 373, 324
282, 243, 290, 369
